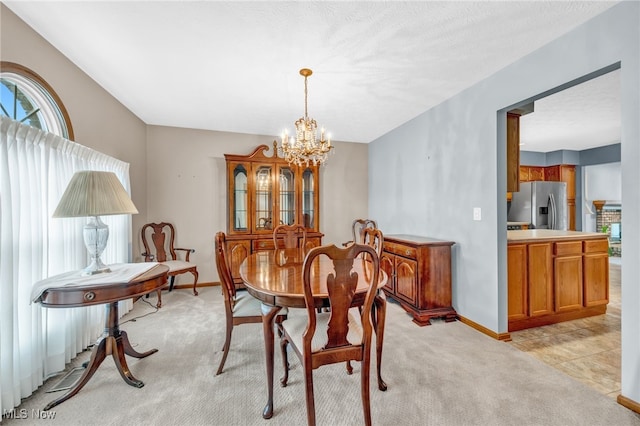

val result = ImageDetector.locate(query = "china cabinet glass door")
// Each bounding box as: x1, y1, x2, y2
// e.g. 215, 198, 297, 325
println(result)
232, 164, 248, 231
302, 168, 315, 228
279, 166, 295, 226
255, 165, 273, 231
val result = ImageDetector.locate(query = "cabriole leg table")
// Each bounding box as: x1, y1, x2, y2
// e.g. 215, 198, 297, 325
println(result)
31, 264, 169, 410
44, 301, 158, 410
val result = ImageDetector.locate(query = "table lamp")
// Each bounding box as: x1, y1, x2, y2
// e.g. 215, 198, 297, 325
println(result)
53, 170, 138, 275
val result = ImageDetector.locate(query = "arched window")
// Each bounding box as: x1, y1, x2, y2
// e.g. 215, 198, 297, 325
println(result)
0, 61, 74, 139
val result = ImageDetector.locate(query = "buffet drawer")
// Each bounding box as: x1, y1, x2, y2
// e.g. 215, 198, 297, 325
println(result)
383, 242, 417, 259
253, 239, 275, 251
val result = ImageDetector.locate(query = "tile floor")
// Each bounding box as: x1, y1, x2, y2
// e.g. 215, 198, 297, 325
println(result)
509, 258, 621, 399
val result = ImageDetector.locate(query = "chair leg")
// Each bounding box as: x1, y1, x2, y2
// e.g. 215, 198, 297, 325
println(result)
216, 317, 233, 375
279, 337, 289, 387
374, 294, 387, 391
304, 363, 316, 426
155, 289, 162, 309
168, 276, 175, 292
192, 270, 199, 296
360, 353, 372, 426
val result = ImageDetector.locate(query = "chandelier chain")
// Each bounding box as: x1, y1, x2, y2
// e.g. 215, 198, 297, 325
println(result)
304, 73, 308, 119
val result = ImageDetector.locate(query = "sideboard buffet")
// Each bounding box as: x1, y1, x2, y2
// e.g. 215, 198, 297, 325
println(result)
380, 234, 457, 326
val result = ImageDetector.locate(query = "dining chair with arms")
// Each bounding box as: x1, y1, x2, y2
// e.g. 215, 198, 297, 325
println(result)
273, 224, 307, 249
279, 243, 381, 426
214, 231, 287, 375
141, 222, 199, 296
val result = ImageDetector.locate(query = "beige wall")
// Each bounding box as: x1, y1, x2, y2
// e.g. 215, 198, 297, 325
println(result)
2, 5, 370, 284
1, 4, 148, 252
146, 126, 369, 283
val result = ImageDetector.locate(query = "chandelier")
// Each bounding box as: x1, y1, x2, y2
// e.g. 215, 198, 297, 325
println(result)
280, 68, 333, 166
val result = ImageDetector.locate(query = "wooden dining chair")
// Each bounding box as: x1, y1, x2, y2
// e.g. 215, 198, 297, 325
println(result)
214, 232, 286, 375
343, 218, 377, 246
273, 224, 307, 249
141, 222, 199, 296
358, 227, 387, 390
362, 227, 384, 259
279, 243, 380, 426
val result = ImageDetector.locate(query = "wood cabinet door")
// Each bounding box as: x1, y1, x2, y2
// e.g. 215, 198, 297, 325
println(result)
567, 199, 576, 231
252, 163, 275, 234
544, 165, 560, 181
380, 252, 395, 294
508, 244, 528, 320
583, 253, 609, 306
299, 166, 320, 230
507, 113, 520, 192
561, 165, 576, 199
529, 167, 544, 181
519, 166, 530, 182
395, 256, 418, 305
227, 161, 251, 235
227, 240, 251, 284
554, 255, 583, 312
528, 243, 554, 316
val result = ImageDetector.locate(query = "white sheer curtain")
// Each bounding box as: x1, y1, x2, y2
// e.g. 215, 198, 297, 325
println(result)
0, 117, 135, 414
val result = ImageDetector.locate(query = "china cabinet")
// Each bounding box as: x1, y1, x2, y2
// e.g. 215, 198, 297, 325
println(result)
224, 142, 323, 286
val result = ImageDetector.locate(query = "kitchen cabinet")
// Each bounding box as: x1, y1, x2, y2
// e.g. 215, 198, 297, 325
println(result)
381, 234, 456, 326
517, 164, 576, 230
519, 166, 545, 182
225, 142, 323, 286
507, 231, 609, 331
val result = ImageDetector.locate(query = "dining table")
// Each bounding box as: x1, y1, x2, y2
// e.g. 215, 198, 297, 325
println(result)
240, 247, 388, 419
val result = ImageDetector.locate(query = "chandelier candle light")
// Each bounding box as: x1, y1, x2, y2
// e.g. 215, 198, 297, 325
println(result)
53, 170, 138, 275
280, 68, 333, 166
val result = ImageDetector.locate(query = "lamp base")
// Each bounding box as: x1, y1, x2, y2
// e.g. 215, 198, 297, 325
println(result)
81, 262, 111, 276
82, 216, 111, 276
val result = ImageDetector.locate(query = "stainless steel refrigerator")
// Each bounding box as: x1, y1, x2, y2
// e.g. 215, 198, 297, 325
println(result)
508, 181, 568, 230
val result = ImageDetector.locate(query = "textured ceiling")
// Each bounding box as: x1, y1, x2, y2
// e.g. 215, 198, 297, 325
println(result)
4, 1, 620, 151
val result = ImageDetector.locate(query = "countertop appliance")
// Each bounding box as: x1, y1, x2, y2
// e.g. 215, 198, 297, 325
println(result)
508, 181, 567, 230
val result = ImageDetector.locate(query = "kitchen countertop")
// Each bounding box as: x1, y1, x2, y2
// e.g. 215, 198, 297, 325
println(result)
507, 222, 529, 226
507, 229, 607, 243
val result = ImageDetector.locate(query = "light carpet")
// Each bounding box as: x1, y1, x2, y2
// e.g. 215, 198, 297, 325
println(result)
4, 286, 639, 426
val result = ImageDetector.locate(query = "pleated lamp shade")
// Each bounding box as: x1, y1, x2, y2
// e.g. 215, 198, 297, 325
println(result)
53, 170, 138, 275
53, 171, 138, 218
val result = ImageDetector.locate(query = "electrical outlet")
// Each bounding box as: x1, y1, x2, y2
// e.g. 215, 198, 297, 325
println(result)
473, 207, 482, 221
